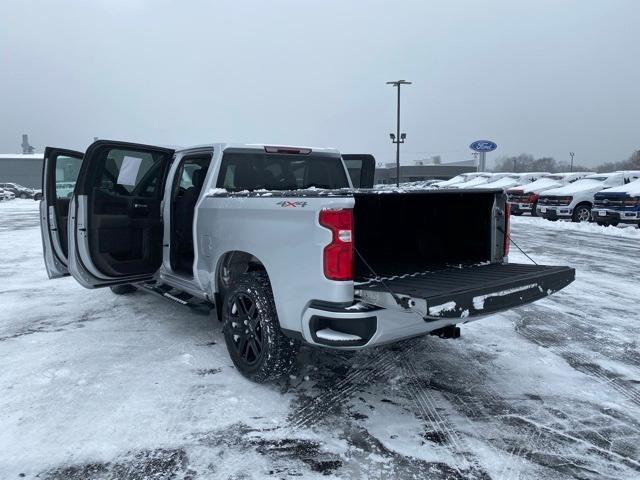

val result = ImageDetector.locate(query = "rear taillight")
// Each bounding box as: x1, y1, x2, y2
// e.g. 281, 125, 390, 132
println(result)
504, 202, 511, 257
319, 209, 353, 281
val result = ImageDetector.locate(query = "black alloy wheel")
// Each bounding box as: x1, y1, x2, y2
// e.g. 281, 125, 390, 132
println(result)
222, 271, 299, 382
227, 293, 264, 367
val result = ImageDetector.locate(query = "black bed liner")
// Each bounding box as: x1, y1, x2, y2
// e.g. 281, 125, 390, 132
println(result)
358, 263, 575, 320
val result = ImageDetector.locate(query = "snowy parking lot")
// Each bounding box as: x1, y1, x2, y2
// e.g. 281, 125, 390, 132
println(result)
1, 199, 639, 480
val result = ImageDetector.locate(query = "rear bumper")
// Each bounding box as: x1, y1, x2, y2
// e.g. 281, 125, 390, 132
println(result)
301, 264, 575, 349
300, 302, 475, 350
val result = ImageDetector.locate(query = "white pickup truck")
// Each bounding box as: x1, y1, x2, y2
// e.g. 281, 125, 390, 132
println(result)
474, 172, 548, 191
448, 172, 494, 189
432, 172, 485, 189
537, 171, 640, 222
507, 172, 590, 216
40, 140, 575, 381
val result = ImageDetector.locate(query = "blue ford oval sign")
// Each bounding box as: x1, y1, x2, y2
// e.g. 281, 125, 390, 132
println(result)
470, 140, 497, 152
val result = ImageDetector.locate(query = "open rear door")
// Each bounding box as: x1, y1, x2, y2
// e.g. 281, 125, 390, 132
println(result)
342, 154, 376, 188
68, 140, 175, 288
40, 147, 85, 278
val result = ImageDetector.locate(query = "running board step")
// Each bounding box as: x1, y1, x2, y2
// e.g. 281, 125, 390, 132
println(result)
140, 282, 214, 314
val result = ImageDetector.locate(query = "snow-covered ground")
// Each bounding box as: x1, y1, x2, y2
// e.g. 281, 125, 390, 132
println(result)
1, 200, 639, 479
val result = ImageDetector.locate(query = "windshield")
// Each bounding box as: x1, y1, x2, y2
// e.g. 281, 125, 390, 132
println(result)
217, 152, 350, 191
544, 175, 564, 181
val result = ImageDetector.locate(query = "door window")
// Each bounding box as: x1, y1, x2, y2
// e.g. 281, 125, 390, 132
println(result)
54, 155, 83, 199
93, 149, 166, 198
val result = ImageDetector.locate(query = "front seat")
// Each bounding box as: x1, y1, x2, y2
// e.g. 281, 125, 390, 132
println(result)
175, 168, 207, 267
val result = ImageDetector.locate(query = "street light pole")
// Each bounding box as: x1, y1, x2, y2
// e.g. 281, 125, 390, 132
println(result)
387, 80, 412, 187
569, 152, 575, 172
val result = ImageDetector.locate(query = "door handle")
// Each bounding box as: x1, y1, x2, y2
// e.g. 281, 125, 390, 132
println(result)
133, 203, 148, 209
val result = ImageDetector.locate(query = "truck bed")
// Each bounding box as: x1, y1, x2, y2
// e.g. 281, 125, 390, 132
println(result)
357, 263, 575, 320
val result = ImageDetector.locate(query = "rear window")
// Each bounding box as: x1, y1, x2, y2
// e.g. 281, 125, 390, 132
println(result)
217, 152, 350, 191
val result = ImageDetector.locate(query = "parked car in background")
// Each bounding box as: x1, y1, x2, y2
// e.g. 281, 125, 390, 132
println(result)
432, 172, 485, 189
507, 172, 590, 216
537, 171, 640, 222
55, 182, 76, 199
0, 182, 37, 199
592, 177, 640, 227
474, 172, 548, 191
448, 172, 494, 189
0, 187, 16, 201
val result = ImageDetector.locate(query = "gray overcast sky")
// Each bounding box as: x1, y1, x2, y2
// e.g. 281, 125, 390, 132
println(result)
1, 0, 638, 167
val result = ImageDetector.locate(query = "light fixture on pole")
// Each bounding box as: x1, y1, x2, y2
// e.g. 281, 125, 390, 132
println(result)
386, 80, 412, 187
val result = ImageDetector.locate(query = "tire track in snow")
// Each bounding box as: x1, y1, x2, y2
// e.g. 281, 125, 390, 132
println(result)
516, 322, 640, 408
400, 355, 475, 474
288, 346, 404, 430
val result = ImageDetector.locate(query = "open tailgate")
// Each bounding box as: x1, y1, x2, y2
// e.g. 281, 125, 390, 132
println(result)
356, 263, 575, 320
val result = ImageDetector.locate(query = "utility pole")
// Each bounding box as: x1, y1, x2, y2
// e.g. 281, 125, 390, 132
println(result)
513, 157, 517, 172
569, 152, 575, 172
386, 80, 412, 187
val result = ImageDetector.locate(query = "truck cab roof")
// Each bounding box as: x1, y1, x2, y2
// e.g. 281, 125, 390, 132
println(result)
176, 143, 340, 156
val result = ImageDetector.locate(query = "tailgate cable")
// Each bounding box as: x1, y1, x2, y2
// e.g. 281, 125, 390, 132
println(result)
354, 248, 412, 309
497, 227, 538, 265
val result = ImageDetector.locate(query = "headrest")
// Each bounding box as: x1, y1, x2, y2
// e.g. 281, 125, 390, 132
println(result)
191, 168, 206, 189
234, 162, 258, 190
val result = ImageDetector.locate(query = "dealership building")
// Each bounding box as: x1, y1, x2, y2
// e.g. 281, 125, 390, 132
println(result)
0, 153, 45, 188
374, 159, 477, 184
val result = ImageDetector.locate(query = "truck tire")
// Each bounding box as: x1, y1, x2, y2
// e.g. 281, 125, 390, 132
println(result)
572, 204, 591, 223
222, 271, 299, 382
109, 284, 137, 295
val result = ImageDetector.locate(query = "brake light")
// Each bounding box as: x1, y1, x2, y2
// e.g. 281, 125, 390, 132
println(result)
319, 209, 353, 281
503, 203, 511, 257
264, 146, 311, 155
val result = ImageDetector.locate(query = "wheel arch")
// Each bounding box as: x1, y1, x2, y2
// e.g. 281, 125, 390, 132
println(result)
213, 250, 270, 296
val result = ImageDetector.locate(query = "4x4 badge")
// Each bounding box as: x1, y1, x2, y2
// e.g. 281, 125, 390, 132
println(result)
277, 201, 308, 208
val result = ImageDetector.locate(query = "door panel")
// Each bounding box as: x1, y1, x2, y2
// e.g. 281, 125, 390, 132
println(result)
342, 154, 376, 188
40, 147, 84, 279
68, 140, 175, 288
